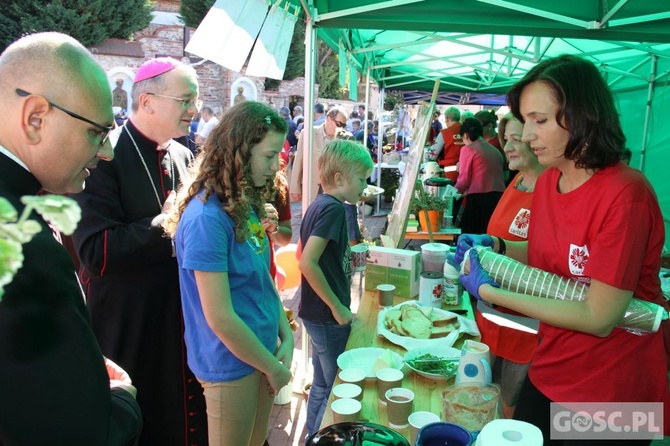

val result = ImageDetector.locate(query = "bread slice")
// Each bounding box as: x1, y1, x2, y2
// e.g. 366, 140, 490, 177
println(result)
418, 305, 434, 318
429, 322, 459, 338
431, 312, 459, 327
384, 309, 402, 330
400, 306, 432, 339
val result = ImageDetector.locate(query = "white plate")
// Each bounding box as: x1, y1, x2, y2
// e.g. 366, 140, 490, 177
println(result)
377, 300, 481, 350
337, 347, 403, 380
361, 185, 384, 200
404, 346, 459, 380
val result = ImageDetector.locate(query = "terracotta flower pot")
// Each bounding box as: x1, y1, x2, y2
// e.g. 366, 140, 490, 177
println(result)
418, 210, 443, 232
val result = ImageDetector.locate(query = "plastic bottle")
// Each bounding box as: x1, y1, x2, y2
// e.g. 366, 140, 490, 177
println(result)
443, 258, 462, 306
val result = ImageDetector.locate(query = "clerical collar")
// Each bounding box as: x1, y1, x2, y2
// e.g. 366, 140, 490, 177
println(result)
0, 144, 29, 172
125, 118, 172, 153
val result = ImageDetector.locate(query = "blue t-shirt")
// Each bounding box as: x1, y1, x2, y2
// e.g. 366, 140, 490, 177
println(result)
176, 192, 280, 382
298, 193, 352, 323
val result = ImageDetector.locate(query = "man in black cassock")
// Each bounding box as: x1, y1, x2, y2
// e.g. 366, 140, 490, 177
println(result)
72, 57, 208, 446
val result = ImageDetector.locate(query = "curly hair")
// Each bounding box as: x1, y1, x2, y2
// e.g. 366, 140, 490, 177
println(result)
506, 54, 625, 170
164, 101, 287, 241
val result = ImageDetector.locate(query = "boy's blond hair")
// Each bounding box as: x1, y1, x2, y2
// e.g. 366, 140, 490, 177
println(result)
318, 140, 374, 188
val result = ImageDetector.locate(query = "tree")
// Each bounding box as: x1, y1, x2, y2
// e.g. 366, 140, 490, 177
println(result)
180, 0, 215, 29
0, 0, 153, 51
316, 41, 340, 99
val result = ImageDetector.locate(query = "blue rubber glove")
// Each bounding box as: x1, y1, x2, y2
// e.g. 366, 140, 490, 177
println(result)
460, 249, 499, 301
453, 234, 494, 264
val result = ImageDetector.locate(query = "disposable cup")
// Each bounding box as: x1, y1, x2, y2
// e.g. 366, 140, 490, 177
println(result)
375, 368, 403, 405
351, 243, 369, 271
333, 383, 362, 401
385, 387, 414, 429
339, 368, 366, 399
409, 411, 441, 445
331, 398, 362, 424
376, 284, 395, 308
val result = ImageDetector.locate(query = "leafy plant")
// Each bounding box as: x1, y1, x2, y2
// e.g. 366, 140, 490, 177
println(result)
412, 190, 450, 213
380, 168, 400, 201
0, 195, 81, 301
1, 0, 153, 50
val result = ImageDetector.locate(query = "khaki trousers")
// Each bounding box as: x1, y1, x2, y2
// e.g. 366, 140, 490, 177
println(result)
199, 370, 274, 446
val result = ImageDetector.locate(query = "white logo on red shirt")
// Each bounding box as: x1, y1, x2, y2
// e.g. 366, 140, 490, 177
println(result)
568, 243, 589, 276
508, 208, 530, 239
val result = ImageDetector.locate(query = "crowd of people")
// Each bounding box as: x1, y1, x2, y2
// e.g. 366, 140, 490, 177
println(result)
1, 29, 667, 446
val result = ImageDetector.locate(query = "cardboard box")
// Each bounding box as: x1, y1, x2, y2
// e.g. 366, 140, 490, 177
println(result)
364, 246, 421, 298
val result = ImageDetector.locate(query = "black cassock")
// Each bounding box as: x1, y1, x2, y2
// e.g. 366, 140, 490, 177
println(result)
72, 120, 208, 446
0, 152, 141, 445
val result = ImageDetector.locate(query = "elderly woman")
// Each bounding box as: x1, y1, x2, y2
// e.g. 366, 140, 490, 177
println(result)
476, 114, 545, 419
454, 117, 506, 234
458, 55, 669, 443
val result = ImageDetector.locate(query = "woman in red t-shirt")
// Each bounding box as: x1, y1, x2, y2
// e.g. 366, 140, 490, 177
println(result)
477, 114, 545, 419
459, 55, 669, 443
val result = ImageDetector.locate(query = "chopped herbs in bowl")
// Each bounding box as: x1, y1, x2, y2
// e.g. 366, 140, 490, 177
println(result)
404, 346, 460, 380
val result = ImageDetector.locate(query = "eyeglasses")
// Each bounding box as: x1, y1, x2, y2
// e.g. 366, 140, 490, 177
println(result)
16, 88, 113, 146
334, 118, 347, 128
146, 93, 203, 111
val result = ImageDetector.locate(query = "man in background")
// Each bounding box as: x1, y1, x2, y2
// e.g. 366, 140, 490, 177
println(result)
313, 102, 326, 125
0, 31, 141, 445
72, 57, 208, 446
195, 105, 219, 147
292, 105, 304, 124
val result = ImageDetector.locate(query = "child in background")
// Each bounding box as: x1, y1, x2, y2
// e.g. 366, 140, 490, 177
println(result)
298, 140, 374, 436
164, 101, 293, 446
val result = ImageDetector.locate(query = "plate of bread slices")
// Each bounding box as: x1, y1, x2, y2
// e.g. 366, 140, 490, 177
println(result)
377, 301, 480, 350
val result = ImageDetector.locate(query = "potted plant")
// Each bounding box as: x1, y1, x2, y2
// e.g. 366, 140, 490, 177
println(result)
380, 169, 400, 202
412, 190, 450, 233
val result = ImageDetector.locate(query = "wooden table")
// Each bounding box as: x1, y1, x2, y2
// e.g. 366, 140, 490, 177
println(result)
403, 227, 461, 241
318, 289, 476, 440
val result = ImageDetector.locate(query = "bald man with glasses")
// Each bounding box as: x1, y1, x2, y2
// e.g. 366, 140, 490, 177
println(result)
0, 32, 142, 445
71, 57, 208, 446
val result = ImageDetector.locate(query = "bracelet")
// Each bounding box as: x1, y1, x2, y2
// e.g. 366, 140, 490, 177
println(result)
270, 227, 279, 235
496, 236, 507, 256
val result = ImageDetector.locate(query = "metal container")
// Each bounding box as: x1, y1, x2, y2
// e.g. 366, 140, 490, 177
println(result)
419, 271, 444, 308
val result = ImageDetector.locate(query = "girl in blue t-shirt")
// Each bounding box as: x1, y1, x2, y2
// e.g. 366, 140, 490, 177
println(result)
164, 101, 293, 446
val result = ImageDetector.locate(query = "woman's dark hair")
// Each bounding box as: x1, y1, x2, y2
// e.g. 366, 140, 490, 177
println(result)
506, 54, 625, 170
459, 117, 483, 141
475, 109, 497, 127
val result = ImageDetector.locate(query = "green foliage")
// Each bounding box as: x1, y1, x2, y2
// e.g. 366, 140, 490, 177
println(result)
283, 19, 305, 80
0, 0, 153, 51
180, 0, 215, 29
413, 191, 450, 212
316, 48, 340, 99
264, 78, 281, 91
380, 168, 400, 200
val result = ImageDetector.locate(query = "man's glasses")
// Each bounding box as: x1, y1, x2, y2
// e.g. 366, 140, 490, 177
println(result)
16, 88, 113, 146
146, 93, 203, 111
334, 119, 347, 128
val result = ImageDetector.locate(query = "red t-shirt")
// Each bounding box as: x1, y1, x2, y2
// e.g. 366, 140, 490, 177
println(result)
478, 173, 539, 363
438, 123, 464, 182
528, 164, 669, 432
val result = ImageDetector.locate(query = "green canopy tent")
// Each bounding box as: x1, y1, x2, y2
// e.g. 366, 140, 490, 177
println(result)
284, 0, 670, 249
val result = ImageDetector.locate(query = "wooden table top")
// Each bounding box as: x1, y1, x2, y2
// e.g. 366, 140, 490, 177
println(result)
403, 227, 461, 241
318, 287, 476, 440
